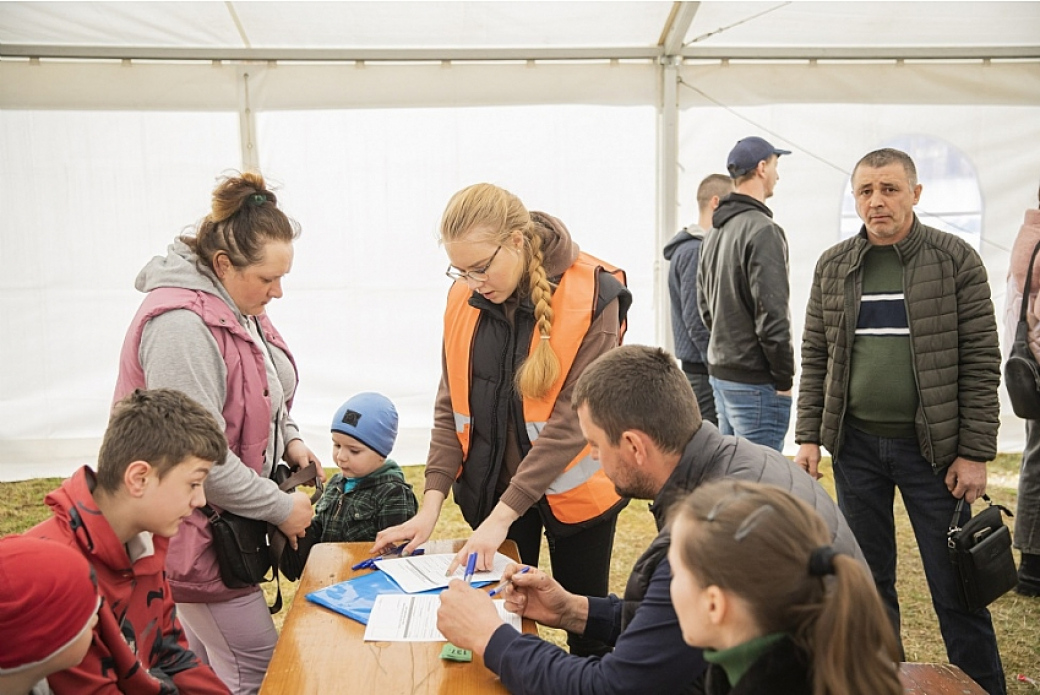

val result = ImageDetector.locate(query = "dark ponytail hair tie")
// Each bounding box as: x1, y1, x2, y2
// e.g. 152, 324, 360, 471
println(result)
809, 546, 838, 577
249, 193, 267, 206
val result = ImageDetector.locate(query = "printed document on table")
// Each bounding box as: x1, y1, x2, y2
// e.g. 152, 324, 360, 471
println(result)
376, 552, 511, 593
363, 594, 521, 642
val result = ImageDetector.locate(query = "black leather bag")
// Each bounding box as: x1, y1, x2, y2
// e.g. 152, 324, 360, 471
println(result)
205, 508, 271, 588
204, 461, 323, 612
1005, 240, 1040, 419
947, 495, 1017, 613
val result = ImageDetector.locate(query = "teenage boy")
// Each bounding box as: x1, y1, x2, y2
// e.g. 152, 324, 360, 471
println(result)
0, 535, 100, 695
25, 388, 231, 694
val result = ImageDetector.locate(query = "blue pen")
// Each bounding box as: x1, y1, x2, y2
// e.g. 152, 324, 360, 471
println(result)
463, 552, 478, 583
488, 566, 531, 597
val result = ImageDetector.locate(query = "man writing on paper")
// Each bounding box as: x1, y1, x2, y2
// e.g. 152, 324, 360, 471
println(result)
437, 345, 866, 695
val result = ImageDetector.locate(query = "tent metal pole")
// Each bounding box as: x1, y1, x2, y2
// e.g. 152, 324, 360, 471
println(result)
656, 56, 680, 351
655, 2, 699, 350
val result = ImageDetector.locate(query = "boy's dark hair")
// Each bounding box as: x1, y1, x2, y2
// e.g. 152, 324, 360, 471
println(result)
96, 389, 227, 492
572, 345, 701, 454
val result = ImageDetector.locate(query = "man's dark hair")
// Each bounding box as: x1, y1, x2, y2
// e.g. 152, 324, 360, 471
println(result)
572, 345, 701, 454
853, 148, 918, 187
96, 389, 228, 492
696, 174, 734, 212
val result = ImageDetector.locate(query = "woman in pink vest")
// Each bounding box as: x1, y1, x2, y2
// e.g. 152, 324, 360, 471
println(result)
113, 172, 319, 695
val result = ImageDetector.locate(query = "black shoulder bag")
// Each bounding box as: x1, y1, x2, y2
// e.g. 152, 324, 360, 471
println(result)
1005, 240, 1040, 419
946, 494, 1017, 613
203, 461, 322, 613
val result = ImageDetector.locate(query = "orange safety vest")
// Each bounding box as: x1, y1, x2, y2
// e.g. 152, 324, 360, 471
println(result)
443, 251, 626, 526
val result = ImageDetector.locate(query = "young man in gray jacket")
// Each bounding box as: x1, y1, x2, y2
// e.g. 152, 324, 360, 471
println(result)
698, 136, 793, 452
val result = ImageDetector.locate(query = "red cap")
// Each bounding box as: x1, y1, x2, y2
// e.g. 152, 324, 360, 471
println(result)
0, 535, 99, 673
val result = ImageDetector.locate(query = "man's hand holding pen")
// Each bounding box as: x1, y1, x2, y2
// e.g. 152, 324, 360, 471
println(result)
496, 564, 591, 635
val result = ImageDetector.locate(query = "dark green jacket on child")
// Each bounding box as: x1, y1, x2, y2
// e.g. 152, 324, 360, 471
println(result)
295, 460, 418, 566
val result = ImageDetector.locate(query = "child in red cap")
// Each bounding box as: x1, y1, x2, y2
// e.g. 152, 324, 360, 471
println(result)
24, 389, 231, 694
0, 535, 100, 695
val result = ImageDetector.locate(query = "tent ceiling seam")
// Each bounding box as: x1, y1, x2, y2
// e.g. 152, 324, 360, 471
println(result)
3, 45, 1039, 63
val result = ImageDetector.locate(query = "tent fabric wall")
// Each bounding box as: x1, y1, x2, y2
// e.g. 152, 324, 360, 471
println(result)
2, 2, 1040, 481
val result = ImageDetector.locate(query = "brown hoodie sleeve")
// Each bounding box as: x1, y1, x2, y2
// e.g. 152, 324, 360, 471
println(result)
425, 346, 466, 497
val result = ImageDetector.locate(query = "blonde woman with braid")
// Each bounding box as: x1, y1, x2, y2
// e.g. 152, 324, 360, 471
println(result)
375, 183, 631, 655
114, 172, 322, 694
668, 479, 902, 695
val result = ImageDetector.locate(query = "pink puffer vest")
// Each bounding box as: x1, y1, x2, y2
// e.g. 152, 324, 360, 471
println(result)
114, 287, 296, 602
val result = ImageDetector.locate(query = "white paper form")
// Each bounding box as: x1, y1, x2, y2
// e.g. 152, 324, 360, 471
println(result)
375, 552, 512, 594
363, 594, 521, 642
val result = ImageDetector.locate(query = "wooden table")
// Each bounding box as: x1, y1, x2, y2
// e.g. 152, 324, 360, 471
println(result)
259, 540, 535, 695
899, 662, 987, 694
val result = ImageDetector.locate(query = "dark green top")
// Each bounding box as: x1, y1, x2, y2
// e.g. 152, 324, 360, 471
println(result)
847, 245, 918, 437
703, 632, 786, 689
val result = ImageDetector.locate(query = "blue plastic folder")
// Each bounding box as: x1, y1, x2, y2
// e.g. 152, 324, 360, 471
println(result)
306, 570, 491, 625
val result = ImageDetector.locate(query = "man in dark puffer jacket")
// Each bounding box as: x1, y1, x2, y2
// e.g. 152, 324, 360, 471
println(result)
794, 148, 1005, 694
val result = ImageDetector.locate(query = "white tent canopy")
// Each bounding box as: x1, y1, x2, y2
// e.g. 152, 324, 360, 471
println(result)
2, 2, 1039, 481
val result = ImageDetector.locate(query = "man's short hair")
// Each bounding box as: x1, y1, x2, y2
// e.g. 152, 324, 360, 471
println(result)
572, 345, 701, 454
96, 389, 228, 492
853, 148, 918, 187
696, 174, 734, 213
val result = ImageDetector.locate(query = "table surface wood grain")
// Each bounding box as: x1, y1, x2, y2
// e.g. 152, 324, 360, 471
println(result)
259, 539, 534, 695
899, 662, 988, 694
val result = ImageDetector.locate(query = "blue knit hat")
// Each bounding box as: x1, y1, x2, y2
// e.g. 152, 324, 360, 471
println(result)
331, 392, 398, 458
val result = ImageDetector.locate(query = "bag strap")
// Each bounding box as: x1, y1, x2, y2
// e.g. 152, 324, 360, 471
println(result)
266, 459, 324, 613
1019, 240, 1040, 322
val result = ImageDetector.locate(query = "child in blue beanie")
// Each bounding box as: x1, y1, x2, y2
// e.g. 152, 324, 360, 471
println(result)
293, 393, 418, 567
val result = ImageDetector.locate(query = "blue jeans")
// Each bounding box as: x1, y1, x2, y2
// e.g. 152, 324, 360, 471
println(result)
709, 377, 790, 451
834, 425, 1006, 695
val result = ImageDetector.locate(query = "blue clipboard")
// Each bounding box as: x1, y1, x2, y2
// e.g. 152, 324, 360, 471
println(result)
305, 570, 491, 625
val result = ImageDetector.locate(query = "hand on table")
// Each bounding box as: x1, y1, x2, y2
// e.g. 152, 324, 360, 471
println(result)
436, 580, 503, 657
372, 504, 438, 556
445, 503, 518, 574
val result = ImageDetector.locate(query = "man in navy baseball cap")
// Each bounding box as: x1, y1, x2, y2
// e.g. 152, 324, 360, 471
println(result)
726, 136, 792, 179
697, 135, 795, 452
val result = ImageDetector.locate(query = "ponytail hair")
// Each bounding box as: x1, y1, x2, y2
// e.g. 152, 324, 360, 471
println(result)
181, 171, 300, 271
440, 183, 560, 400
670, 480, 902, 695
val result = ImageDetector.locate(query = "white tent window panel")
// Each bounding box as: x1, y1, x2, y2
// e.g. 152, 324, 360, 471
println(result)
840, 135, 983, 250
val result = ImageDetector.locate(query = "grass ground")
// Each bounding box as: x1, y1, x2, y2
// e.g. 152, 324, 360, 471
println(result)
4, 455, 1038, 692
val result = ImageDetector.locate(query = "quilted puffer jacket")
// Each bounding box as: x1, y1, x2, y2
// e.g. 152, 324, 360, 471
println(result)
795, 217, 1000, 470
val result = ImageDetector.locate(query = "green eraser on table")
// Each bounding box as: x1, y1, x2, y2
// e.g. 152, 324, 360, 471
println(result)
440, 643, 473, 662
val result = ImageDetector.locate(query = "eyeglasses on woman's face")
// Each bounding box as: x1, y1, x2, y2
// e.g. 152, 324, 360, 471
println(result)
445, 244, 502, 283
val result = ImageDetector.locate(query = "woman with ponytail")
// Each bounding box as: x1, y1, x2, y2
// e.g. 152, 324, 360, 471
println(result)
375, 183, 631, 655
668, 479, 903, 695
114, 172, 321, 694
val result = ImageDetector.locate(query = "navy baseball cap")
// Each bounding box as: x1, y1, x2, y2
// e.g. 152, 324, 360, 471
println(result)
727, 136, 791, 178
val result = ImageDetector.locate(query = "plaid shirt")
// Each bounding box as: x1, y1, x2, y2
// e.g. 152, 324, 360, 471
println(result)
297, 460, 418, 565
